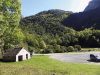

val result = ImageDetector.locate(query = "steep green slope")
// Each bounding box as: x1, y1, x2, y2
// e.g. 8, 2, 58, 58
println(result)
20, 9, 100, 53
20, 9, 79, 53
20, 9, 72, 35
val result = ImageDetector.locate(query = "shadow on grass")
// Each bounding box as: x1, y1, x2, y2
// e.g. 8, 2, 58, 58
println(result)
0, 58, 16, 63
87, 59, 100, 63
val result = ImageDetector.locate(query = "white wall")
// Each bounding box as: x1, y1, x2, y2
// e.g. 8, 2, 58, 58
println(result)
16, 48, 30, 62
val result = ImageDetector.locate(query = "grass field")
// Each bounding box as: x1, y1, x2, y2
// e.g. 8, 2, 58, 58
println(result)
0, 55, 100, 75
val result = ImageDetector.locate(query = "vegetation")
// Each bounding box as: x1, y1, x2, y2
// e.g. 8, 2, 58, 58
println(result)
20, 10, 100, 53
0, 1, 100, 54
0, 0, 23, 55
74, 45, 81, 51
0, 1, 100, 74
0, 56, 100, 75
67, 46, 74, 52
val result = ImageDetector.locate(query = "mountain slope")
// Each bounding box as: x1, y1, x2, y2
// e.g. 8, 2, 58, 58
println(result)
84, 0, 100, 11
63, 0, 100, 30
20, 9, 72, 35
20, 9, 100, 53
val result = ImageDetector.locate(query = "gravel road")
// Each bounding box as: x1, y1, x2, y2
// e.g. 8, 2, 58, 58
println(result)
50, 52, 100, 64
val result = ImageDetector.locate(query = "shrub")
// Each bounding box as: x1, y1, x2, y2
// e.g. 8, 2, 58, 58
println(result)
67, 46, 74, 52
74, 45, 81, 51
60, 46, 67, 52
41, 45, 65, 53
41, 48, 53, 54
40, 45, 54, 53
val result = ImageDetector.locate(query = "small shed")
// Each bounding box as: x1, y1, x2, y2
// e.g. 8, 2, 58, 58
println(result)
3, 47, 31, 62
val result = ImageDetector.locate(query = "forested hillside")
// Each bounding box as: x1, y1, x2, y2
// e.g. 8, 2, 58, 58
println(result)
20, 9, 100, 53
0, 1, 100, 54
20, 9, 72, 35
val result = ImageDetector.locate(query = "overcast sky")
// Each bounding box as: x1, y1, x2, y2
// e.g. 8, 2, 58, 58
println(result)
22, 0, 91, 17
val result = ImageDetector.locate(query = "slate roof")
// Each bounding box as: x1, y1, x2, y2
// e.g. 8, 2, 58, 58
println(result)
3, 47, 23, 57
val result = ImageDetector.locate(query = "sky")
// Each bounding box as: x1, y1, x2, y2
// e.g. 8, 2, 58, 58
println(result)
22, 0, 91, 17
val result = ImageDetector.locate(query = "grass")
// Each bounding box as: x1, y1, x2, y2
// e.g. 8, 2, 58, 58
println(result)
0, 56, 100, 75
82, 48, 100, 51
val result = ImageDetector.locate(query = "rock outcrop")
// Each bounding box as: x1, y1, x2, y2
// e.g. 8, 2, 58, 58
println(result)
63, 0, 100, 30
84, 0, 100, 11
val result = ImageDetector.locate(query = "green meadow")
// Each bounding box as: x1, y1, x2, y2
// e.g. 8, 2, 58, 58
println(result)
0, 56, 100, 75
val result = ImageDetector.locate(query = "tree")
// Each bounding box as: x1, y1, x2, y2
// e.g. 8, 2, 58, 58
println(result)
0, 0, 21, 55
61, 32, 78, 46
3, 28, 25, 50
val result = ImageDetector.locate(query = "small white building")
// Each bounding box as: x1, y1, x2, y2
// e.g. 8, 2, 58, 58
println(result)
3, 47, 31, 62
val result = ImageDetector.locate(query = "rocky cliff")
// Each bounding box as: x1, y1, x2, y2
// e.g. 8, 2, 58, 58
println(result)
84, 0, 100, 11
63, 0, 100, 30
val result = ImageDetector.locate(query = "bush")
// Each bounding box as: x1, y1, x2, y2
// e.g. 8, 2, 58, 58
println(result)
40, 45, 65, 53
60, 46, 67, 52
41, 48, 53, 54
40, 45, 54, 53
67, 46, 74, 52
74, 45, 81, 51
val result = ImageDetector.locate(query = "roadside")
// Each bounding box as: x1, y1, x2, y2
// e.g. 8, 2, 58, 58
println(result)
48, 52, 100, 64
